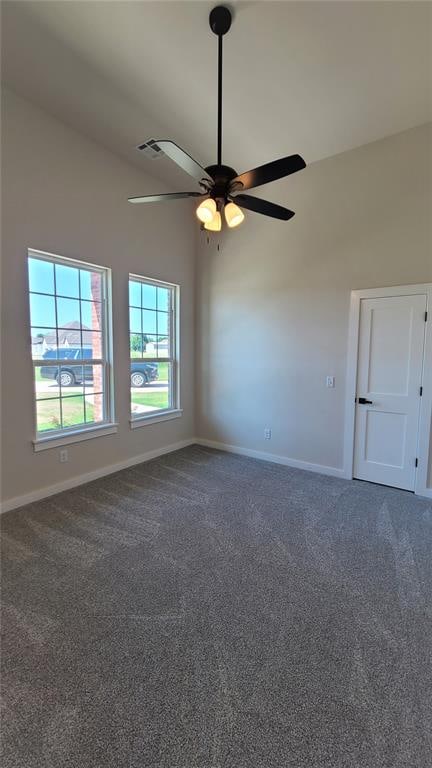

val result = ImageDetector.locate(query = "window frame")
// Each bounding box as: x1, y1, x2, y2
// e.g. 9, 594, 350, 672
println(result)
128, 273, 181, 427
28, 248, 116, 450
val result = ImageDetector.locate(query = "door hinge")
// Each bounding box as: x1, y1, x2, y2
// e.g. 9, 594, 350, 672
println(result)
420, 386, 423, 396
415, 458, 419, 468
425, 311, 428, 322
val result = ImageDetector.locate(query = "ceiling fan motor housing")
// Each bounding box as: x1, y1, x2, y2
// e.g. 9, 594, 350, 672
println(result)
205, 164, 238, 200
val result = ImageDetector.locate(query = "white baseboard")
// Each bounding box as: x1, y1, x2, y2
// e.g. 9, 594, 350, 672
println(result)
417, 488, 432, 500
3, 437, 428, 513
196, 439, 432, 496
0, 438, 196, 513
195, 438, 346, 479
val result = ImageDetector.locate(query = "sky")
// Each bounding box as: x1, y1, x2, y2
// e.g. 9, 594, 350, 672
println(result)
28, 257, 170, 340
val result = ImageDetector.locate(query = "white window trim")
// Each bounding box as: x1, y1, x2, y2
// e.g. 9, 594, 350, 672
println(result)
129, 409, 183, 428
129, 274, 181, 427
33, 422, 119, 451
29, 248, 115, 448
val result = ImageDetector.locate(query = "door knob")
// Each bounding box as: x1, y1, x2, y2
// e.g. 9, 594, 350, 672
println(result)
357, 397, 373, 404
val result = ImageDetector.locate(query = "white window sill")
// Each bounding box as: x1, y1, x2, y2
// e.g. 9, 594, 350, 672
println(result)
130, 409, 183, 429
33, 423, 118, 452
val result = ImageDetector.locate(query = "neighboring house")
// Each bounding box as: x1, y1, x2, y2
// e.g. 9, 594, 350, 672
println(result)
32, 322, 94, 355
145, 339, 168, 354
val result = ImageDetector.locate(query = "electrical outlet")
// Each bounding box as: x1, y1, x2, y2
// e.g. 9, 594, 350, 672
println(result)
326, 376, 335, 388
264, 428, 272, 440
59, 449, 68, 463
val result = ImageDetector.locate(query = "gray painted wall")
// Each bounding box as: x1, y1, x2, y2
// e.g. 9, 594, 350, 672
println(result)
196, 124, 432, 482
1, 89, 196, 504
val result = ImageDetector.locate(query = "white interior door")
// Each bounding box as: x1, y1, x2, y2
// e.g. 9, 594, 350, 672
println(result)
353, 294, 426, 490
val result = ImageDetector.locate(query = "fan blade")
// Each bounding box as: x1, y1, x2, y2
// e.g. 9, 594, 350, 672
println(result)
154, 140, 213, 186
128, 192, 204, 204
232, 194, 295, 221
232, 154, 306, 192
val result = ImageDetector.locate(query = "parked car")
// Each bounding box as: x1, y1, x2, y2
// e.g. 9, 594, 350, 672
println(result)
40, 348, 158, 387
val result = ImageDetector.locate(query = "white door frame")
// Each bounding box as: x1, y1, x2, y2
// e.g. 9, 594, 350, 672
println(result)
343, 283, 432, 498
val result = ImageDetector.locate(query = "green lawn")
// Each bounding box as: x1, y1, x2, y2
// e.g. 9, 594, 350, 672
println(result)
35, 360, 170, 428
131, 391, 169, 410
156, 362, 168, 382
37, 396, 95, 432
38, 390, 169, 428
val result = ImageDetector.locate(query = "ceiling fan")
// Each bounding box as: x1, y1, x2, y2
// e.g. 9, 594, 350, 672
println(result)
128, 5, 306, 231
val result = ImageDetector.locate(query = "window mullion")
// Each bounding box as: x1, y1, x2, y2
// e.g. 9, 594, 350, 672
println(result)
78, 265, 86, 425
34, 358, 104, 366
171, 290, 176, 411
51, 263, 64, 428
128, 357, 173, 364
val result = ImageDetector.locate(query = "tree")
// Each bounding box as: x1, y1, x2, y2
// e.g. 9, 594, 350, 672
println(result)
130, 334, 141, 352
131, 334, 150, 353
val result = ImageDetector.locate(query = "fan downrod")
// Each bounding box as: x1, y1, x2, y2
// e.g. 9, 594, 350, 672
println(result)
127, 3, 305, 226
209, 6, 232, 36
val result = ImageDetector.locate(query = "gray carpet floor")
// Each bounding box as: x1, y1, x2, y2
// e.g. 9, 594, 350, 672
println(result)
1, 445, 432, 768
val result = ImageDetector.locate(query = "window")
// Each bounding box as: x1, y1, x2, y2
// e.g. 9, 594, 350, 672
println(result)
129, 275, 179, 424
28, 250, 114, 446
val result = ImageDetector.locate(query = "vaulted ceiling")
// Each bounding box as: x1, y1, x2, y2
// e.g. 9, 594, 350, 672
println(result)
2, 1, 431, 187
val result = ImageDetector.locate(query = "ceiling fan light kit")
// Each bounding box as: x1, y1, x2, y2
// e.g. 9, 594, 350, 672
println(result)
128, 6, 306, 232
196, 197, 217, 223
224, 201, 244, 228
204, 209, 222, 232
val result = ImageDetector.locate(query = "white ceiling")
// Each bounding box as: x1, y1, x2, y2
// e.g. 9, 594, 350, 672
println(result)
2, 1, 431, 188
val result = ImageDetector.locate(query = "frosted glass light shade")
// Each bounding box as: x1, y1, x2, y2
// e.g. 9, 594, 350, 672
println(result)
204, 211, 222, 232
224, 201, 244, 228
196, 198, 217, 223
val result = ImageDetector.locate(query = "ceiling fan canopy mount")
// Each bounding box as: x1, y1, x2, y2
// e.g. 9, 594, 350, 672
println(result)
209, 5, 232, 36
128, 5, 306, 231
